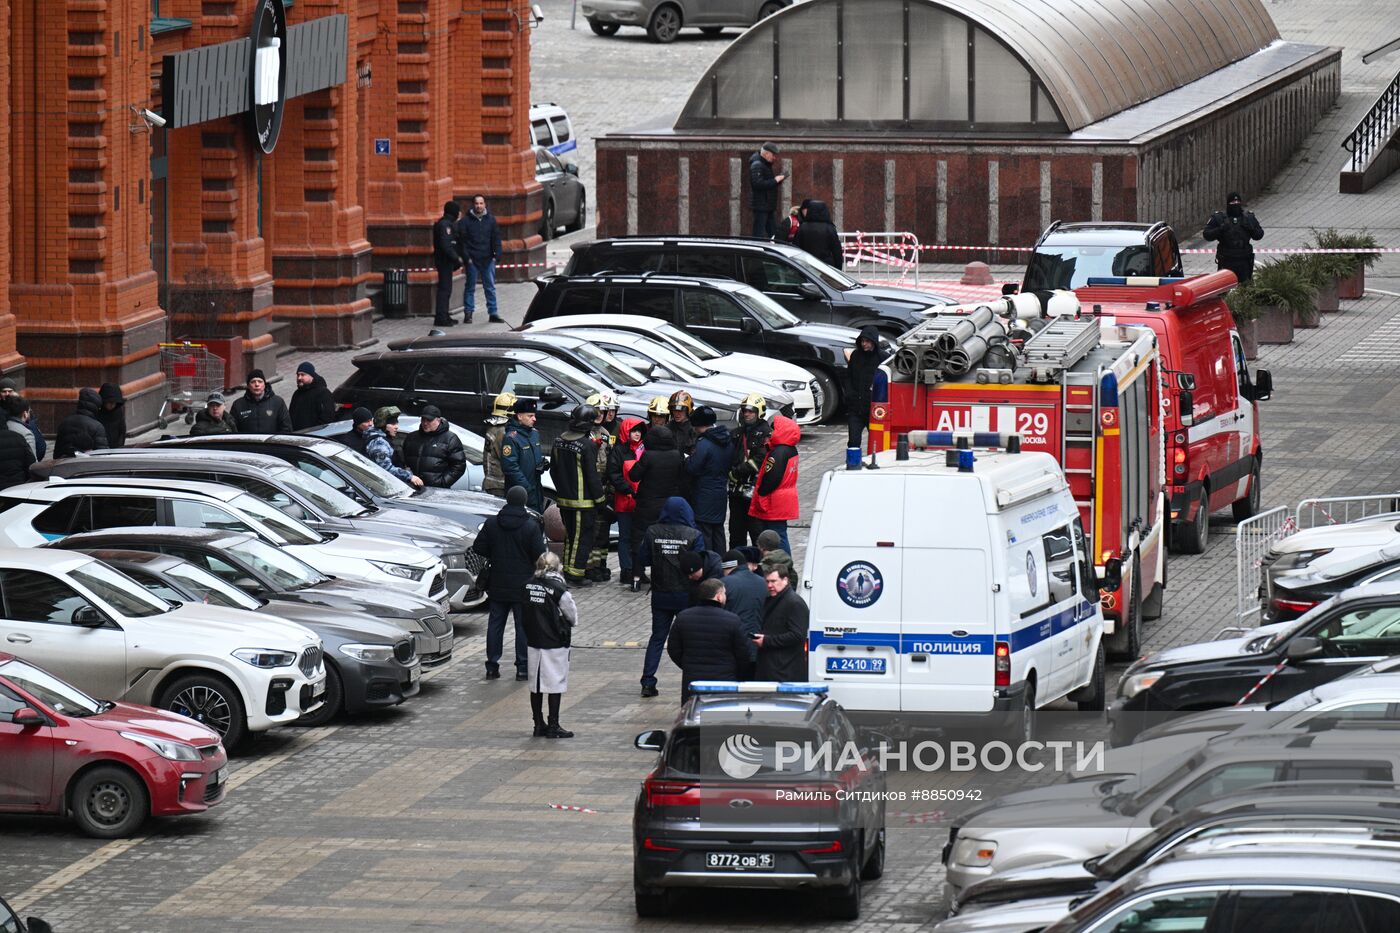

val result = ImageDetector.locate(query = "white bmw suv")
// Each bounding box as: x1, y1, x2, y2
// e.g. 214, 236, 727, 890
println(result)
0, 477, 450, 609
0, 548, 325, 748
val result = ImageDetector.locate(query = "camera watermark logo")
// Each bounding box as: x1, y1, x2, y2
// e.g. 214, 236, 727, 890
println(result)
718, 732, 765, 779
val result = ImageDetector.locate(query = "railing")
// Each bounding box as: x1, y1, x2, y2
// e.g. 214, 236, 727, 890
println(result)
841, 231, 921, 286
1233, 492, 1400, 628
1343, 69, 1400, 173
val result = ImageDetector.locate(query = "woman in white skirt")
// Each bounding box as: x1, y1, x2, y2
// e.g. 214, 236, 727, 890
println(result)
522, 552, 578, 738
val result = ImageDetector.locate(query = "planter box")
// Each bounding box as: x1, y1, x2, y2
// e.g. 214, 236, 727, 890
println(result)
1236, 318, 1259, 359
1339, 267, 1365, 300
1293, 302, 1321, 329
1255, 305, 1294, 345
1316, 279, 1340, 313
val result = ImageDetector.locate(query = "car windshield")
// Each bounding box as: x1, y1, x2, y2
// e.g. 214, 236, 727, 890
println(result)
230, 493, 322, 545
783, 248, 858, 290
1024, 243, 1155, 291
732, 285, 803, 329
165, 561, 263, 611
325, 446, 413, 499
571, 343, 649, 388
71, 562, 171, 618
2, 658, 103, 716
269, 465, 367, 518
656, 322, 722, 361
223, 536, 327, 590
532, 355, 606, 398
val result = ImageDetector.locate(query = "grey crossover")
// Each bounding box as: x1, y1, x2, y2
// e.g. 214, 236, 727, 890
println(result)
583, 0, 791, 43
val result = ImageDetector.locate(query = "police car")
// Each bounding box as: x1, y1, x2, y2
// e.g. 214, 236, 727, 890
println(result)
631, 682, 887, 920
805, 434, 1108, 738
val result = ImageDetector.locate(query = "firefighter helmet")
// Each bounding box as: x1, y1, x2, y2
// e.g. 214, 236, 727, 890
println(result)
668, 390, 694, 414
491, 391, 518, 419
738, 393, 767, 418
647, 396, 670, 417
586, 391, 618, 412
570, 404, 600, 431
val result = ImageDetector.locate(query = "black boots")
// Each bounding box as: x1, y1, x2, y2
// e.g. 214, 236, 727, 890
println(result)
585, 565, 612, 583
530, 692, 547, 737
545, 693, 573, 738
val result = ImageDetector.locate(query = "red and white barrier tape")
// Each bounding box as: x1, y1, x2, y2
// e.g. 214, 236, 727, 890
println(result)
548, 803, 599, 814
842, 245, 1400, 256
1235, 659, 1289, 706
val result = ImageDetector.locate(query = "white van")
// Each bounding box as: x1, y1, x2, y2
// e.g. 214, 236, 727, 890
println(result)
529, 102, 576, 156
805, 435, 1107, 736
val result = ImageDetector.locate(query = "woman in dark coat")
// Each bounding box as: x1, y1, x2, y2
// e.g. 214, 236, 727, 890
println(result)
791, 199, 844, 269
97, 383, 127, 448
53, 388, 109, 459
628, 424, 687, 581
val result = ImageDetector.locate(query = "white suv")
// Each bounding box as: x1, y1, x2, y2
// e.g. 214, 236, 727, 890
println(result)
0, 478, 449, 608
0, 548, 325, 748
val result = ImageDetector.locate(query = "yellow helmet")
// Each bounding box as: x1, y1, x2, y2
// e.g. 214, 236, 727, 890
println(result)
668, 390, 694, 414
739, 393, 766, 417
492, 391, 517, 419
647, 396, 670, 416
586, 391, 619, 411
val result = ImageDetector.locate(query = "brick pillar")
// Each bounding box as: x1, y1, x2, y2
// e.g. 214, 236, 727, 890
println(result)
365, 0, 457, 316
450, 0, 544, 284
265, 0, 374, 351
0, 0, 21, 385
162, 1, 280, 387
9, 0, 165, 432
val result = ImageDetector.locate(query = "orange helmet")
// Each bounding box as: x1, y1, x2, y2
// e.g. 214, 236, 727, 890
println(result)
668, 390, 694, 414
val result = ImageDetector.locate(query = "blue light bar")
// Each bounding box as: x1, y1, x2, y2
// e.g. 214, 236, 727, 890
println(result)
908, 430, 1018, 450
1084, 276, 1186, 287
689, 681, 829, 695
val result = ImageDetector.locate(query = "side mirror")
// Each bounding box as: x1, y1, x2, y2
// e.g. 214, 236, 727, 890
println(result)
1001, 283, 1021, 296
797, 282, 824, 301
739, 318, 761, 336
232, 577, 261, 592
634, 729, 666, 751
1176, 373, 1196, 391
1100, 557, 1123, 593
279, 503, 309, 520
1252, 369, 1273, 402
71, 606, 105, 628
1286, 636, 1323, 663
1149, 806, 1174, 828
1178, 390, 1194, 427
564, 163, 579, 176
539, 386, 566, 405
11, 707, 45, 727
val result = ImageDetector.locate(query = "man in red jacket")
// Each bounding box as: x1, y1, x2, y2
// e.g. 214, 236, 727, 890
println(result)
748, 415, 800, 555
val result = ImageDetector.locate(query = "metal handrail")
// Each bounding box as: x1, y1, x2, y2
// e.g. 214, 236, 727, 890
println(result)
1342, 68, 1400, 172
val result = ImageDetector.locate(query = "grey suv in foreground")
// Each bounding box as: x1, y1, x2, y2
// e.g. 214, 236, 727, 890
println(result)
631, 684, 885, 919
583, 0, 791, 42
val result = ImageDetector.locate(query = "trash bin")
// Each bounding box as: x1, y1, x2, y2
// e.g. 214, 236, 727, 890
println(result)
382, 269, 408, 318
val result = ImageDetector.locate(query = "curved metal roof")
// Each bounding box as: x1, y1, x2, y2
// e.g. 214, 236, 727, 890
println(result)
678, 0, 1280, 132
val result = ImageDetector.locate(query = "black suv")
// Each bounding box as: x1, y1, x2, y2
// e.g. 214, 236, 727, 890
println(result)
563, 236, 950, 335
631, 685, 886, 920
331, 345, 647, 448
1020, 221, 1183, 292
524, 274, 881, 420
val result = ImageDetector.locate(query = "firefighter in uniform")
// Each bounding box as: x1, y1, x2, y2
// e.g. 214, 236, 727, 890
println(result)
550, 404, 605, 585
728, 394, 773, 549
501, 399, 545, 513
586, 392, 619, 582
667, 390, 697, 456
646, 396, 670, 432
482, 391, 516, 498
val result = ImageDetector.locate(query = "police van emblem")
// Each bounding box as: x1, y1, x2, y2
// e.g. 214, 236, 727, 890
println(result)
837, 561, 883, 608
1026, 551, 1038, 597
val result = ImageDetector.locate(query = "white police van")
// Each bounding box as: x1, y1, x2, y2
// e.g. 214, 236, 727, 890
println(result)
806, 432, 1107, 736
529, 102, 576, 156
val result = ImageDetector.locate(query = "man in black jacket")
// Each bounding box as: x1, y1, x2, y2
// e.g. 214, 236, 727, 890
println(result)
721, 549, 767, 672
667, 579, 750, 701
334, 407, 374, 457
0, 421, 35, 488
748, 143, 787, 240
231, 370, 292, 434
289, 361, 337, 431
844, 325, 881, 463
550, 404, 605, 586
792, 200, 844, 269
629, 424, 687, 581
638, 496, 706, 697
471, 485, 547, 681
97, 383, 127, 448
728, 396, 772, 549
54, 388, 109, 459
755, 566, 810, 682
456, 195, 504, 324
433, 200, 463, 327
403, 406, 467, 488
1203, 193, 1265, 284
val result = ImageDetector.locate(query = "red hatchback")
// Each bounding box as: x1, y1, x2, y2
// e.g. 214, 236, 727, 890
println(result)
0, 652, 228, 838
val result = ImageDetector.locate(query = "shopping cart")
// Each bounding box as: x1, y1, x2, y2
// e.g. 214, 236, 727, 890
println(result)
156, 341, 226, 427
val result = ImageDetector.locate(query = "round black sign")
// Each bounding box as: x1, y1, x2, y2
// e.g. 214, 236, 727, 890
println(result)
249, 0, 289, 154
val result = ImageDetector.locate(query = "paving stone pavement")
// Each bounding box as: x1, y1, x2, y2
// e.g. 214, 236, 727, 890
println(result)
13, 1, 1400, 929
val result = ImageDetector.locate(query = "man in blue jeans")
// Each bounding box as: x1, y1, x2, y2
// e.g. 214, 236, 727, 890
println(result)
636, 497, 705, 698
456, 194, 504, 324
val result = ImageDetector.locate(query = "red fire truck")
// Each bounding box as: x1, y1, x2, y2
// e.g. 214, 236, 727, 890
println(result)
869, 298, 1166, 658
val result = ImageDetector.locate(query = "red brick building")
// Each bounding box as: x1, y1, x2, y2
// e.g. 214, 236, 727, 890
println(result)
5, 0, 544, 431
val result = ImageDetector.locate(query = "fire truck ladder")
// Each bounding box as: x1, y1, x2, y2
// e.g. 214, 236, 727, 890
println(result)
1062, 368, 1099, 541
1020, 316, 1101, 377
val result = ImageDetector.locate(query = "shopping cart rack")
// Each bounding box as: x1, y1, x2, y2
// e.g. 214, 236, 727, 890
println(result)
157, 341, 226, 427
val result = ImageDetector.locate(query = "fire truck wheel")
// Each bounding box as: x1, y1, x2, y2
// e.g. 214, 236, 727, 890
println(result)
801, 366, 840, 422
1106, 556, 1142, 660
1174, 489, 1209, 555
1231, 460, 1261, 522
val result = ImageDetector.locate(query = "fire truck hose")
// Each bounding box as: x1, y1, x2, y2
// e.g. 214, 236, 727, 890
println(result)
894, 346, 923, 376
935, 305, 995, 353
946, 321, 1007, 376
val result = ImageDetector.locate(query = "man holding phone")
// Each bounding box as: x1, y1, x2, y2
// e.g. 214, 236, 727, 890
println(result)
749, 143, 787, 240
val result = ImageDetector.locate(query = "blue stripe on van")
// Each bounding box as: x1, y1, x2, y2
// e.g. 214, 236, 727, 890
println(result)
809, 600, 1096, 655
549, 140, 577, 155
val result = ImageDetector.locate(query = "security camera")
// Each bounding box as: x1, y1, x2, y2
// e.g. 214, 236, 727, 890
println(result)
141, 109, 167, 128
531, 4, 544, 22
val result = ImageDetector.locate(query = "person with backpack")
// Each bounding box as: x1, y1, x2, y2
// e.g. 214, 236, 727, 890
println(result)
522, 551, 578, 738
637, 496, 705, 698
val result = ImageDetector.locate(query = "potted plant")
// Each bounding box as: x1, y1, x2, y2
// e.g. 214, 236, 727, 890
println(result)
1226, 285, 1260, 360
1249, 260, 1315, 343
1310, 228, 1379, 300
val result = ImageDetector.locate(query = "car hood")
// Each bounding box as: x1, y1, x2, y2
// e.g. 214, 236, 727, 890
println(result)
1128, 621, 1292, 670
846, 282, 951, 308
278, 581, 440, 626
293, 533, 437, 569
326, 513, 473, 549
955, 860, 1099, 912
255, 600, 408, 643
623, 378, 750, 414
1274, 521, 1400, 554
1073, 732, 1223, 782
708, 352, 815, 385
1127, 705, 1269, 748
82, 701, 224, 745
784, 322, 865, 346
148, 602, 319, 648
934, 894, 1078, 933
